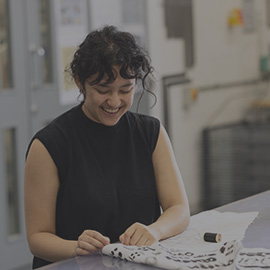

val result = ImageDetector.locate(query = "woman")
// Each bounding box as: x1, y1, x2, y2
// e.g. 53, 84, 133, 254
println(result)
24, 25, 190, 269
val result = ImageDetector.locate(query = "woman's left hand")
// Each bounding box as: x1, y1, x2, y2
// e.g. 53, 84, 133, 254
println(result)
119, 222, 160, 247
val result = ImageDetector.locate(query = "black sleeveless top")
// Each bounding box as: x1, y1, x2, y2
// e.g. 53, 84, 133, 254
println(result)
27, 103, 161, 269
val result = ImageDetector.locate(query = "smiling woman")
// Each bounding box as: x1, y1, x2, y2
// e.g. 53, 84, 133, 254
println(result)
70, 29, 155, 120
24, 25, 190, 269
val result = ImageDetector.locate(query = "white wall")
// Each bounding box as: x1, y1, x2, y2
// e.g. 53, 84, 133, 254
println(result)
146, 0, 270, 213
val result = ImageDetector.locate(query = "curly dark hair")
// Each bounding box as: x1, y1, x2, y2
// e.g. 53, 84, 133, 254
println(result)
69, 25, 156, 106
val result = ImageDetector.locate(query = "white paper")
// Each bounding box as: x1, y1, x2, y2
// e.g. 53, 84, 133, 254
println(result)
188, 210, 259, 243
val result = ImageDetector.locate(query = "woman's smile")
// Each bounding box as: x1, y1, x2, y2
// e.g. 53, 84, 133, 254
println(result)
102, 106, 121, 114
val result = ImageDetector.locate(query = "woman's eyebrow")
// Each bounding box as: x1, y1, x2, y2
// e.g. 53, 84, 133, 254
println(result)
119, 83, 134, 88
96, 83, 109, 88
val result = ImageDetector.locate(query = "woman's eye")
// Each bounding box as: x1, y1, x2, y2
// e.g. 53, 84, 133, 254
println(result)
95, 88, 108, 94
120, 88, 133, 94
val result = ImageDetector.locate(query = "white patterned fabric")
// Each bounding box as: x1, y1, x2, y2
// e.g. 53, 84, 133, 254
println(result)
236, 248, 270, 270
102, 211, 259, 270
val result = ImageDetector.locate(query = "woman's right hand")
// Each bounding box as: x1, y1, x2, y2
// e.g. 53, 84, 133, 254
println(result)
75, 230, 110, 256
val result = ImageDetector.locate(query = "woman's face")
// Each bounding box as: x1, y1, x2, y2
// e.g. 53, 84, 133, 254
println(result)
77, 69, 136, 126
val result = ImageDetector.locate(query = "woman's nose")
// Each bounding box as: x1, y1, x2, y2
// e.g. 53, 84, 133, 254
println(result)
107, 93, 121, 107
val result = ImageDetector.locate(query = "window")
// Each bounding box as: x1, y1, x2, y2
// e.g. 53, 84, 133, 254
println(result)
3, 128, 20, 238
0, 0, 13, 90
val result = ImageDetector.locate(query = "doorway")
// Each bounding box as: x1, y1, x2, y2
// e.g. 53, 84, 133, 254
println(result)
0, 0, 75, 269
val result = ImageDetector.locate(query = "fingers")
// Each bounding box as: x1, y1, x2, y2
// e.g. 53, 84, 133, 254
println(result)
119, 224, 135, 245
119, 223, 158, 247
76, 230, 110, 256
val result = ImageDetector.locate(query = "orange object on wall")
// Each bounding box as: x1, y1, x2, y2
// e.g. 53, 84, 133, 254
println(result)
228, 9, 243, 27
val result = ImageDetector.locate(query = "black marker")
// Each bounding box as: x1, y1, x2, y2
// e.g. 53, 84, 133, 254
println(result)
203, 232, 222, 243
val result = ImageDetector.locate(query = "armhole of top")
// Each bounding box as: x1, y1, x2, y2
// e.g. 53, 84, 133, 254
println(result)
151, 118, 161, 153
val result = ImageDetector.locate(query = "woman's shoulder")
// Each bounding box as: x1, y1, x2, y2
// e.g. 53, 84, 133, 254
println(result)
36, 104, 80, 136
125, 111, 160, 127
25, 105, 81, 172
27, 105, 80, 154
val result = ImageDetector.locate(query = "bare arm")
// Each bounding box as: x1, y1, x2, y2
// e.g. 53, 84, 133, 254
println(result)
24, 139, 109, 262
24, 139, 77, 262
150, 124, 190, 240
120, 124, 190, 246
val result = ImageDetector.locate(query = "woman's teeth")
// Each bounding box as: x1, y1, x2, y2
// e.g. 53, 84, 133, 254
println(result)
103, 107, 119, 114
